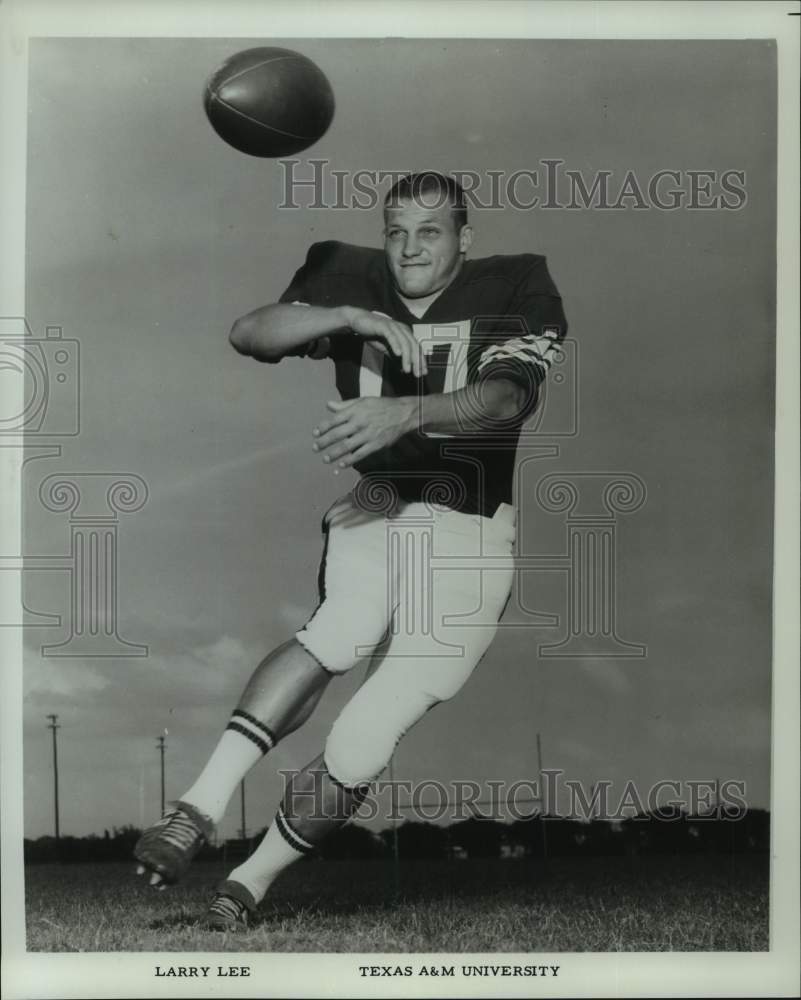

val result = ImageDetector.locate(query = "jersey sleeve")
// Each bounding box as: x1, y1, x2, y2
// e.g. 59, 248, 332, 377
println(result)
471, 257, 568, 420
275, 244, 356, 362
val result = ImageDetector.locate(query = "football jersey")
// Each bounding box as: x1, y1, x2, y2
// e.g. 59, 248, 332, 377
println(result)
277, 241, 567, 516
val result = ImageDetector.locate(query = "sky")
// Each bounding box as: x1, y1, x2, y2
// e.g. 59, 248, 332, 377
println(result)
19, 37, 776, 840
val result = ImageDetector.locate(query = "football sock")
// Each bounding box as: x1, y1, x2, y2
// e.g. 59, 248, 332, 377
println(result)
226, 806, 315, 904
180, 710, 277, 826
223, 760, 370, 904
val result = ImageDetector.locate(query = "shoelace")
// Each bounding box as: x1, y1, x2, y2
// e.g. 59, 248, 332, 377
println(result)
209, 894, 246, 923
157, 810, 202, 851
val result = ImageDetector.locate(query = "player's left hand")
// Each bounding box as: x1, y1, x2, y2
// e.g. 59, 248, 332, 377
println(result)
312, 397, 417, 470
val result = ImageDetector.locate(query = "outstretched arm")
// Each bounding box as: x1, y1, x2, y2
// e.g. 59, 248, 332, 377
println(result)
230, 303, 427, 377
229, 303, 349, 362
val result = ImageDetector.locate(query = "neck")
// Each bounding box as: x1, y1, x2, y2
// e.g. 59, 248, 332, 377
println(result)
396, 258, 464, 318
398, 287, 443, 318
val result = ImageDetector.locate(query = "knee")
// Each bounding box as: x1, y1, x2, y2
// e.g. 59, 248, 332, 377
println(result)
324, 711, 399, 787
296, 599, 390, 675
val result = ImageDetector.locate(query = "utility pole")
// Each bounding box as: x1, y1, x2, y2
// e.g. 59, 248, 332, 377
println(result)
389, 755, 400, 895
239, 779, 247, 840
536, 731, 548, 859
156, 734, 167, 815
46, 715, 60, 839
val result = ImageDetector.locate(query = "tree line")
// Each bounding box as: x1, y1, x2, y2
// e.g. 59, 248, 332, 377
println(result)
24, 807, 769, 864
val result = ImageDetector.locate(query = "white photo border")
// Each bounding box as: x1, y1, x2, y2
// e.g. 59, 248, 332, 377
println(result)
1, 2, 798, 998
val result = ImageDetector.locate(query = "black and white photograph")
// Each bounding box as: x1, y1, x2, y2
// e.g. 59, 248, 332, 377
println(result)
1, 2, 798, 998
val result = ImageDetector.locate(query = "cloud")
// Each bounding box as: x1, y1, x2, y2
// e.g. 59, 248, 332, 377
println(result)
24, 659, 110, 699
578, 660, 633, 696
23, 634, 262, 731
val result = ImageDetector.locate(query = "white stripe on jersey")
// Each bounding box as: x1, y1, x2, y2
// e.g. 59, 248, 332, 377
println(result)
356, 319, 473, 407
409, 320, 471, 360
359, 342, 385, 397
415, 321, 471, 439
477, 330, 560, 377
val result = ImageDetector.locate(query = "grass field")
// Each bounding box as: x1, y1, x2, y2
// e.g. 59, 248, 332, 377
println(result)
25, 854, 768, 953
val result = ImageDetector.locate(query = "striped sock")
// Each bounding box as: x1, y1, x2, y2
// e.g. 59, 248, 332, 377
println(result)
180, 710, 277, 826
226, 806, 314, 904
225, 709, 277, 757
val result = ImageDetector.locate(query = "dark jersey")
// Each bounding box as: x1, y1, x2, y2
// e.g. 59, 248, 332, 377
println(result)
277, 241, 567, 516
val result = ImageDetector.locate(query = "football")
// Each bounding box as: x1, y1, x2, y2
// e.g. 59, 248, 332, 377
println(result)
204, 46, 335, 157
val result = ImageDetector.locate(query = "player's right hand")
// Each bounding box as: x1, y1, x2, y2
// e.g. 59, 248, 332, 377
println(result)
341, 306, 427, 378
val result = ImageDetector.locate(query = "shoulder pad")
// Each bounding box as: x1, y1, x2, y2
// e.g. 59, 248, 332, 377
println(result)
302, 241, 384, 277
469, 252, 556, 289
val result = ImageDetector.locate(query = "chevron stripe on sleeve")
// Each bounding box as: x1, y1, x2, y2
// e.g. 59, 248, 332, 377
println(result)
476, 326, 562, 383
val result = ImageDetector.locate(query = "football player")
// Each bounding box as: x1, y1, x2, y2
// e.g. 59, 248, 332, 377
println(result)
134, 172, 567, 928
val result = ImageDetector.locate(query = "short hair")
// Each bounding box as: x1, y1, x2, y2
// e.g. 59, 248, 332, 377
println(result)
384, 172, 468, 231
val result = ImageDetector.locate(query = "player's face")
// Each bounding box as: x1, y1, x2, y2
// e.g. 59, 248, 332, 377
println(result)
383, 198, 472, 299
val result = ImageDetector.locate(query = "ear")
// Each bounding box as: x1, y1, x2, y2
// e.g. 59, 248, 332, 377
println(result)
459, 225, 473, 254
